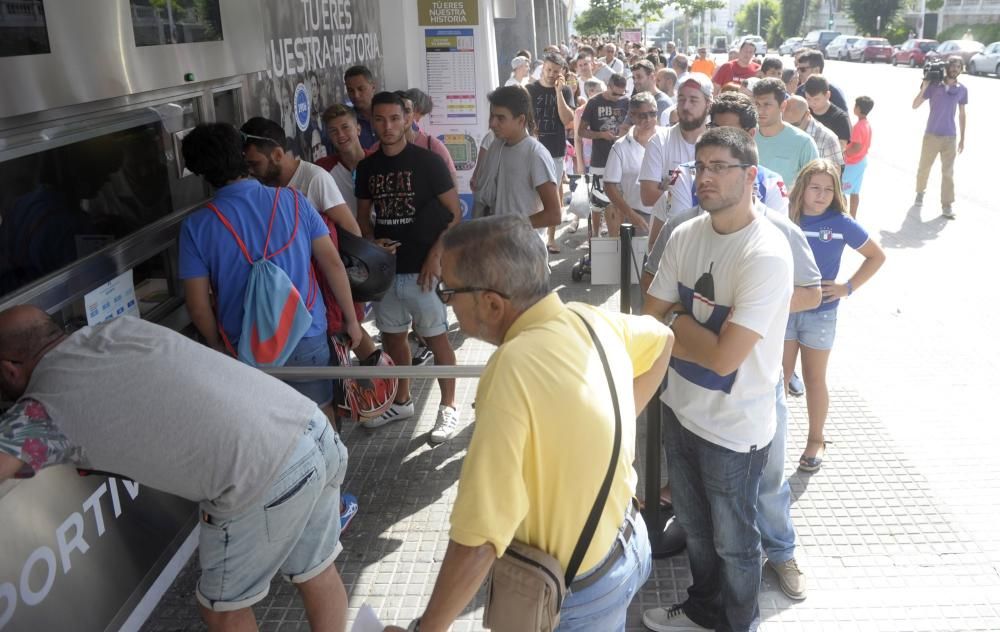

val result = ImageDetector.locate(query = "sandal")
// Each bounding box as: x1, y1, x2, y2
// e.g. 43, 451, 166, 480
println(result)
798, 437, 828, 473
547, 244, 561, 254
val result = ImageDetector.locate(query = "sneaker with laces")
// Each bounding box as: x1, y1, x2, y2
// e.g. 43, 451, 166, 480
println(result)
942, 205, 956, 219
429, 405, 460, 444
360, 399, 414, 429
767, 557, 807, 600
411, 345, 432, 366
340, 492, 359, 531
642, 604, 710, 631
788, 371, 805, 397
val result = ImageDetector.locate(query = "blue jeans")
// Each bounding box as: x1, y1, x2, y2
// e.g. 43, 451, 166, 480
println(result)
664, 405, 769, 632
756, 378, 796, 563
556, 508, 651, 631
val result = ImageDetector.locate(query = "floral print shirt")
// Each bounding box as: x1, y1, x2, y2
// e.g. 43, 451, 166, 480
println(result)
0, 398, 84, 477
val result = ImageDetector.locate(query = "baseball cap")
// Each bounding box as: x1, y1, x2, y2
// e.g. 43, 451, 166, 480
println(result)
511, 56, 529, 70
677, 72, 713, 99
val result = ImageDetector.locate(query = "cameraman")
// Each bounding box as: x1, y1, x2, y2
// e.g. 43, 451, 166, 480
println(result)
913, 56, 968, 219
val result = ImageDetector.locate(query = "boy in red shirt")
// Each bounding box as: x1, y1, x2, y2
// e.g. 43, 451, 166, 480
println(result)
843, 96, 874, 218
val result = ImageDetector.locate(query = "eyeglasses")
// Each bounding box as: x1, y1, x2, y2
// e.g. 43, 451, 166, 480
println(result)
796, 66, 812, 73
690, 162, 753, 175
241, 131, 278, 146
435, 281, 510, 304
631, 111, 657, 120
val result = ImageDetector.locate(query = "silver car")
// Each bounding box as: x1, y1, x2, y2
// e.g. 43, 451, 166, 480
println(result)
826, 35, 860, 60
779, 37, 804, 56
968, 41, 1000, 77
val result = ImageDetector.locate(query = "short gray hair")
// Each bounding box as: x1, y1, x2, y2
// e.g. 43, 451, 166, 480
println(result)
442, 216, 549, 310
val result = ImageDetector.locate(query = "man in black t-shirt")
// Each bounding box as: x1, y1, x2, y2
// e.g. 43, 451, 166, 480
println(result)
803, 75, 851, 150
526, 52, 575, 253
579, 73, 629, 170
355, 92, 462, 443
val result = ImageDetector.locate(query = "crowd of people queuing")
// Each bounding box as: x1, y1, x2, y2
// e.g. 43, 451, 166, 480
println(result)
3, 27, 980, 632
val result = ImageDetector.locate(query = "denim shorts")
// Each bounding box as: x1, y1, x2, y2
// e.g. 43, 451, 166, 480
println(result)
785, 307, 838, 351
196, 409, 348, 612
373, 273, 448, 338
842, 156, 868, 195
283, 334, 333, 406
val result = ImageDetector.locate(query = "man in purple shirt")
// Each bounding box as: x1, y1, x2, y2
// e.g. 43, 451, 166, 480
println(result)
912, 56, 968, 219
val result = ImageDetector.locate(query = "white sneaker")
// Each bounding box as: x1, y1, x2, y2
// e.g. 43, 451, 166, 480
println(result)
642, 604, 710, 632
429, 405, 460, 444
360, 399, 414, 429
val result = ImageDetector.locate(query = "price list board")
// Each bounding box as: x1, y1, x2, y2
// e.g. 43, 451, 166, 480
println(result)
425, 28, 478, 127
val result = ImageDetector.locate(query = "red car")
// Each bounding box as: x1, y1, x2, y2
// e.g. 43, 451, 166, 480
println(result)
892, 39, 939, 67
848, 37, 893, 63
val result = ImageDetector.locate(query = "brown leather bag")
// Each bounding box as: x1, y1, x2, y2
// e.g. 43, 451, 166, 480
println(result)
482, 311, 623, 632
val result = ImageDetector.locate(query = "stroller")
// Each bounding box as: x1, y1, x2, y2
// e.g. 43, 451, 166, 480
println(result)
570, 173, 610, 282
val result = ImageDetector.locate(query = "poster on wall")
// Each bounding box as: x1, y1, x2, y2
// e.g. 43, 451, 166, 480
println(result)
247, 0, 385, 161
425, 29, 478, 127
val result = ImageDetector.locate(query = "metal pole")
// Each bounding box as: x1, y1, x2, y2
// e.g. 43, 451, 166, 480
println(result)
919, 0, 926, 39
757, 0, 762, 36
642, 385, 663, 550
620, 223, 634, 314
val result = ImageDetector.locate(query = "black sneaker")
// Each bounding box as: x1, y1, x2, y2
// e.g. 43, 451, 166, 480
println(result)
411, 346, 432, 366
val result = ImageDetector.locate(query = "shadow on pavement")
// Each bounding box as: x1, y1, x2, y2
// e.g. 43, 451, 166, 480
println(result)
878, 204, 949, 249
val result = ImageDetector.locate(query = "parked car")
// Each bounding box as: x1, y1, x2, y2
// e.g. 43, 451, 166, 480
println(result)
741, 35, 767, 56
779, 37, 804, 55
892, 38, 939, 67
967, 41, 1000, 76
826, 35, 861, 60
848, 37, 893, 63
925, 39, 985, 67
801, 29, 841, 56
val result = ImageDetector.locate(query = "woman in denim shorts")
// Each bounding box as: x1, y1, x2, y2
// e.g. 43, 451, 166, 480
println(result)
784, 160, 886, 472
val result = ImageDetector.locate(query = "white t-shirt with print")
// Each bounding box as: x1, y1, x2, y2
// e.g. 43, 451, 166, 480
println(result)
638, 125, 696, 222
648, 212, 793, 452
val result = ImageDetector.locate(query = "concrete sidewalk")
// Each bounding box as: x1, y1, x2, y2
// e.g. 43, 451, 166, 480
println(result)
143, 218, 1000, 631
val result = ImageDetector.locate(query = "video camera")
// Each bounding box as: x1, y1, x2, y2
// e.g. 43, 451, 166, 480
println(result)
923, 59, 947, 83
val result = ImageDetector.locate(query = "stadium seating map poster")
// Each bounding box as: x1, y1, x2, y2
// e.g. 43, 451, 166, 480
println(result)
425, 28, 478, 127
247, 0, 385, 160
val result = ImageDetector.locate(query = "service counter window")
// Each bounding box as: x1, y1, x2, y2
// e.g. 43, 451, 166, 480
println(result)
0, 120, 176, 301
212, 87, 242, 126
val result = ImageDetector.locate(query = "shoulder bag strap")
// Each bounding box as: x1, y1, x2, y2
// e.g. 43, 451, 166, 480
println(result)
564, 309, 622, 586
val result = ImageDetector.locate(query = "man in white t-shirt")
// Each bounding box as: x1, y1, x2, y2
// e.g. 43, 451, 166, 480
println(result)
241, 117, 361, 237
639, 72, 713, 247
641, 127, 792, 632
603, 92, 659, 236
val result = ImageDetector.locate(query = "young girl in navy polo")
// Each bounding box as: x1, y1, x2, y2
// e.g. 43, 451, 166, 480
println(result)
784, 159, 886, 473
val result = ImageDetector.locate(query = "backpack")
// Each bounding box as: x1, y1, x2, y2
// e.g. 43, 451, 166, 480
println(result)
207, 187, 318, 368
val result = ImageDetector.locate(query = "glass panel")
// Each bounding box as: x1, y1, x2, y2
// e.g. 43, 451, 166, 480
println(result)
0, 122, 175, 299
0, 0, 51, 57
130, 0, 223, 47
212, 88, 240, 125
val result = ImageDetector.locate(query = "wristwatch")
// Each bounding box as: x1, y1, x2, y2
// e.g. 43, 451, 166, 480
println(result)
666, 310, 687, 328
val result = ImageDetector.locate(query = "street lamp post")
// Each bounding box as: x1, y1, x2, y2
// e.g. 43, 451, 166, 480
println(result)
757, 0, 762, 36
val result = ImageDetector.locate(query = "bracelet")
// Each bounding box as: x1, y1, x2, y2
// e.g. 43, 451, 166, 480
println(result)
846, 281, 854, 296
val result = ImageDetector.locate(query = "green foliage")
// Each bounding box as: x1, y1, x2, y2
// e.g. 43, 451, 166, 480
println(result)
669, 0, 726, 19
935, 23, 1000, 44
882, 17, 910, 45
766, 13, 785, 47
847, 0, 902, 36
635, 0, 667, 24
925, 0, 944, 11
735, 0, 779, 36
780, 0, 806, 38
574, 0, 637, 36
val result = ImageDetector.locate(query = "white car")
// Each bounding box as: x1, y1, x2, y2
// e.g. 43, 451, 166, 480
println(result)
825, 35, 860, 60
968, 41, 1000, 77
779, 37, 803, 56
741, 36, 767, 56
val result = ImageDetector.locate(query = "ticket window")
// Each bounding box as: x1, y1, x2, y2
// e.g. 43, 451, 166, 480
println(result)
212, 87, 242, 126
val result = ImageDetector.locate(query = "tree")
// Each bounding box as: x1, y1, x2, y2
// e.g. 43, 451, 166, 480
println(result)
780, 0, 807, 38
735, 0, 779, 37
574, 0, 637, 37
635, 0, 668, 44
668, 0, 726, 48
847, 0, 902, 36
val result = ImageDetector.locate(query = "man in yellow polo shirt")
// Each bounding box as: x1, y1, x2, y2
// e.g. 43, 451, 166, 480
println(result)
385, 215, 673, 632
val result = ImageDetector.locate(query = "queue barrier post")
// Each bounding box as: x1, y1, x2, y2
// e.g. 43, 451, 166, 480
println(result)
619, 223, 634, 314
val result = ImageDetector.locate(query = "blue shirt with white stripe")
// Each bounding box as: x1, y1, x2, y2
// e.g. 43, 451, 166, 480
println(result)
799, 208, 869, 311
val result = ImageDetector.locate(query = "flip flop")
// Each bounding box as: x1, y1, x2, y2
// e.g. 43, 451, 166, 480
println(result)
547, 244, 561, 254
